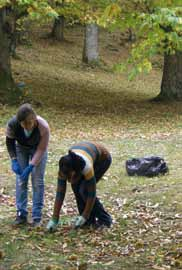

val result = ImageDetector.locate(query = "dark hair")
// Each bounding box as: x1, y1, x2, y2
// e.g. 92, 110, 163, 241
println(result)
59, 150, 85, 176
16, 103, 36, 122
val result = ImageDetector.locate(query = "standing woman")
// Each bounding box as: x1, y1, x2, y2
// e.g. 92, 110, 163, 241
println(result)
6, 103, 50, 226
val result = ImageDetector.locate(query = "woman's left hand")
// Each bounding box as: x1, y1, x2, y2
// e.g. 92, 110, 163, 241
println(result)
20, 164, 34, 181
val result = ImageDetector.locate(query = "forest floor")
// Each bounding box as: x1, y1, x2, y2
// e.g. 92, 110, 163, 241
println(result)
0, 24, 181, 270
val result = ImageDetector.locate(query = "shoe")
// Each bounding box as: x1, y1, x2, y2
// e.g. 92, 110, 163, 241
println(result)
84, 219, 96, 227
31, 220, 42, 228
12, 216, 27, 226
94, 220, 112, 230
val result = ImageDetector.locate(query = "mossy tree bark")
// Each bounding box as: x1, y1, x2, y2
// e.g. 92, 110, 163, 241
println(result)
51, 16, 65, 41
156, 52, 182, 101
0, 8, 21, 104
82, 23, 99, 64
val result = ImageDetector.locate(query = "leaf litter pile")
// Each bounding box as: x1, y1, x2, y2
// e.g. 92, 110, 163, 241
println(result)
0, 178, 181, 270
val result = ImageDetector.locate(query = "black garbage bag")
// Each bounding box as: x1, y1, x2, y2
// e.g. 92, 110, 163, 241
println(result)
126, 156, 168, 177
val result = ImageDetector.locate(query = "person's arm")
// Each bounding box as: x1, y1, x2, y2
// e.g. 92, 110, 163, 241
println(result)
46, 172, 67, 231
52, 177, 67, 221
6, 137, 17, 159
6, 120, 17, 159
82, 175, 96, 220
73, 175, 96, 228
31, 117, 50, 166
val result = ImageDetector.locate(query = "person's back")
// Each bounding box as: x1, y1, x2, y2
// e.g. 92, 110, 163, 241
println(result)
70, 141, 110, 164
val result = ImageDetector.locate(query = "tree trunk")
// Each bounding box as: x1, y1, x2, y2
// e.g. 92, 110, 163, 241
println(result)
156, 52, 182, 101
51, 16, 65, 41
10, 18, 18, 58
82, 23, 99, 64
128, 28, 136, 42
0, 8, 21, 104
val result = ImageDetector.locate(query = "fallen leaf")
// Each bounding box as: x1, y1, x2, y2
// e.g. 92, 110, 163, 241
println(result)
68, 254, 78, 261
78, 262, 88, 270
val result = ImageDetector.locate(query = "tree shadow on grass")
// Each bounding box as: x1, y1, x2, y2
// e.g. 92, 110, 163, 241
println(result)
28, 76, 182, 129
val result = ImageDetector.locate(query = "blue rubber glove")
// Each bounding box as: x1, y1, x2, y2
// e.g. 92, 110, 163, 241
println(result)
46, 218, 59, 232
20, 164, 34, 181
11, 159, 22, 175
72, 215, 86, 229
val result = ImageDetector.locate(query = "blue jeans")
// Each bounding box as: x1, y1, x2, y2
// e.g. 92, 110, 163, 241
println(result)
16, 144, 47, 221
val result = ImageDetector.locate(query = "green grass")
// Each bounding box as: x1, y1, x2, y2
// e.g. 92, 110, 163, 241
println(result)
0, 25, 181, 270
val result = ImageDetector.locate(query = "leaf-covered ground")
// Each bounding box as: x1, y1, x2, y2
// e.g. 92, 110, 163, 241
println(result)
0, 25, 181, 270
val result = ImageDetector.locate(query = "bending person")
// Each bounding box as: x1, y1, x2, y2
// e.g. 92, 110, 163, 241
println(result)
47, 141, 112, 231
